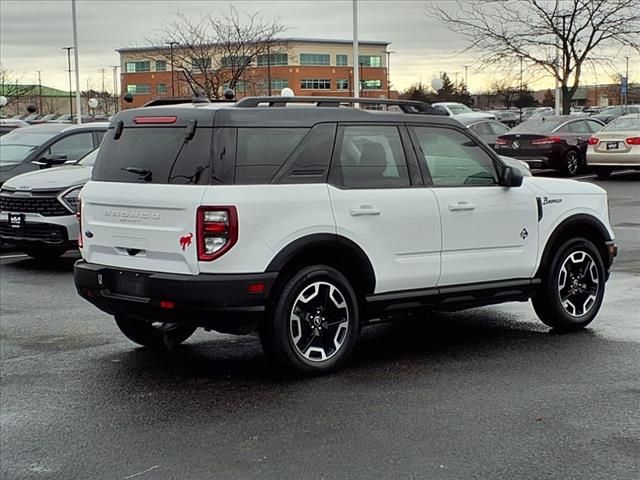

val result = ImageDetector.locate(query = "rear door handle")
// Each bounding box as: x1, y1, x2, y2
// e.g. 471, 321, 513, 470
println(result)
448, 201, 476, 212
350, 205, 381, 216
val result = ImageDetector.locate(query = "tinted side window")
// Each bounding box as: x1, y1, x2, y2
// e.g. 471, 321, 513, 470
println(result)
49, 132, 94, 161
585, 120, 603, 133
490, 122, 510, 135
469, 122, 493, 135
411, 126, 499, 187
235, 128, 308, 184
567, 121, 589, 133
331, 125, 409, 189
273, 123, 336, 184
93, 127, 212, 185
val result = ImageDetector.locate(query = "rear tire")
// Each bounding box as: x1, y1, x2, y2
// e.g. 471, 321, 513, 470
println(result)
260, 265, 360, 376
23, 246, 68, 260
595, 167, 612, 179
115, 315, 197, 349
561, 149, 581, 176
532, 237, 606, 331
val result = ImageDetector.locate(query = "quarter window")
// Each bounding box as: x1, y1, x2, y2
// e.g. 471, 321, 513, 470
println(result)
235, 128, 309, 184
567, 121, 589, 134
411, 126, 499, 186
332, 126, 410, 189
585, 120, 604, 133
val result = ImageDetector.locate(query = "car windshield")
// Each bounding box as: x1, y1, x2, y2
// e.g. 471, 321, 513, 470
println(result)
447, 104, 473, 115
0, 130, 58, 165
603, 117, 640, 132
510, 118, 566, 133
78, 148, 99, 166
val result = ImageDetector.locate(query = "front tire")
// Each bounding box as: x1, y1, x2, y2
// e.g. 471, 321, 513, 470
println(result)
532, 237, 606, 331
561, 149, 581, 176
115, 315, 197, 349
260, 265, 360, 375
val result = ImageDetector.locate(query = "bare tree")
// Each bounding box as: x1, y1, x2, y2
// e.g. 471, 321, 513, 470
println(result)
429, 0, 640, 113
0, 65, 36, 114
146, 8, 288, 99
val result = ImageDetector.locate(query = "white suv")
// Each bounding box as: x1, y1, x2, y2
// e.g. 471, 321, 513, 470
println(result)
74, 97, 617, 375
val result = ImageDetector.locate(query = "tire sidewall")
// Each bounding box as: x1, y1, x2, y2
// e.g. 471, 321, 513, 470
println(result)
544, 237, 606, 329
564, 149, 581, 176
269, 265, 359, 374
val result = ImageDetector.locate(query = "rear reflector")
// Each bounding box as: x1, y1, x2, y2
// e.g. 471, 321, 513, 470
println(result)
160, 300, 176, 309
626, 137, 640, 145
588, 137, 599, 145
248, 283, 265, 294
133, 116, 177, 124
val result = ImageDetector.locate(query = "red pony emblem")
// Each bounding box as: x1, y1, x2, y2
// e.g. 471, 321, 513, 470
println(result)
179, 232, 193, 250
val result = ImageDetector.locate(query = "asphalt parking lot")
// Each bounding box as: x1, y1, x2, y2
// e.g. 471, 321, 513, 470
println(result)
1, 172, 639, 480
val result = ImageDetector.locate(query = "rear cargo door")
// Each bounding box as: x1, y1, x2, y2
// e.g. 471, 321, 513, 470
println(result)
81, 115, 213, 274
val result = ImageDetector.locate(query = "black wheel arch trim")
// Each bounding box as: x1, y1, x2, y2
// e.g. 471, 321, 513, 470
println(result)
265, 233, 376, 293
536, 214, 613, 277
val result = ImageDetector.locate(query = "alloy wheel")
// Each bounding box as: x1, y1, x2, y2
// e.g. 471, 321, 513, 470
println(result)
289, 281, 350, 362
566, 151, 579, 175
557, 250, 600, 317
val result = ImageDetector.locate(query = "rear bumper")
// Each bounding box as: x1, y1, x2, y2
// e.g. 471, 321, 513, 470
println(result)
74, 260, 278, 334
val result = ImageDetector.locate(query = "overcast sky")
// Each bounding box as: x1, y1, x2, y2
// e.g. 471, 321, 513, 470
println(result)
1, 0, 636, 95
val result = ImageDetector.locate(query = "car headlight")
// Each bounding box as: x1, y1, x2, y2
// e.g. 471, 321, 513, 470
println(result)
61, 186, 83, 213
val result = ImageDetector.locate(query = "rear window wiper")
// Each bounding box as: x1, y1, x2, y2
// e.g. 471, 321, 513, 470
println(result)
121, 167, 152, 182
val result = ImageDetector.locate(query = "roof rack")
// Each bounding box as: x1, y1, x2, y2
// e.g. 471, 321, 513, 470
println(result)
233, 96, 445, 115
142, 98, 236, 107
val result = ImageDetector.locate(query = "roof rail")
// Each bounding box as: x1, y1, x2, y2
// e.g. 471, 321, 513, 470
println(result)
233, 96, 445, 115
142, 98, 236, 107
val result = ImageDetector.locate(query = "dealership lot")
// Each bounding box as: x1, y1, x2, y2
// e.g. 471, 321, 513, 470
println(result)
1, 172, 639, 480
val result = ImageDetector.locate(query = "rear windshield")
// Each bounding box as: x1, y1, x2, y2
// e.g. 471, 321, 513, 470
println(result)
510, 118, 565, 134
603, 116, 640, 132
92, 127, 212, 184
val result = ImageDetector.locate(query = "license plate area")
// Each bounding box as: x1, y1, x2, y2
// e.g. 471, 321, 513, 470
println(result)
8, 213, 25, 230
606, 142, 619, 150
110, 270, 149, 298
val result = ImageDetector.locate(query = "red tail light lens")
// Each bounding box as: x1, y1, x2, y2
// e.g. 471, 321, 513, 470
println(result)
77, 201, 83, 248
588, 137, 599, 145
197, 206, 238, 261
494, 138, 508, 145
531, 136, 562, 145
626, 137, 640, 145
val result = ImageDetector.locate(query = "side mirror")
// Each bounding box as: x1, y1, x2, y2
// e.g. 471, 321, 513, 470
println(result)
31, 153, 68, 167
501, 165, 524, 187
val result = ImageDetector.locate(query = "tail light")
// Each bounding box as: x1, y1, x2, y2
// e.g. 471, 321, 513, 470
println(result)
494, 138, 508, 145
588, 137, 599, 145
531, 136, 562, 145
626, 137, 640, 145
197, 206, 238, 261
77, 201, 83, 248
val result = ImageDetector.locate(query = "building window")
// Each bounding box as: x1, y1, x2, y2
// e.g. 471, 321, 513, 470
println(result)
358, 55, 382, 67
191, 57, 211, 71
301, 79, 331, 90
271, 79, 289, 90
336, 54, 348, 66
221, 56, 251, 68
156, 60, 167, 72
361, 80, 382, 90
300, 53, 330, 66
125, 61, 151, 73
126, 84, 152, 94
337, 79, 349, 90
257, 53, 288, 66
156, 84, 167, 94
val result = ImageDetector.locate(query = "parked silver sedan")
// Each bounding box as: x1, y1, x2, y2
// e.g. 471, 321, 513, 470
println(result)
587, 113, 640, 179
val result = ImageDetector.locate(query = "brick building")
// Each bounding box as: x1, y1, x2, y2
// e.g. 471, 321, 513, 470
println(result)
117, 38, 394, 109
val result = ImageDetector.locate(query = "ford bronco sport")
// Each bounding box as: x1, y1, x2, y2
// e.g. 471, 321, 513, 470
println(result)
74, 96, 617, 375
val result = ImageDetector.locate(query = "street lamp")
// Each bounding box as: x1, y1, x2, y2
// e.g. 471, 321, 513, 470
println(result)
167, 41, 179, 98
385, 49, 395, 99
62, 46, 73, 115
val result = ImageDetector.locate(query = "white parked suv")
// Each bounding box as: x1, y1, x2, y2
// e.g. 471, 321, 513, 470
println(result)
74, 96, 617, 375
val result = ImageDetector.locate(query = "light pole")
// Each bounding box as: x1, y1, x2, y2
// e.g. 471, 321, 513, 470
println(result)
167, 41, 178, 97
463, 65, 470, 88
63, 47, 73, 115
267, 42, 272, 96
385, 49, 395, 99
352, 0, 359, 100
111, 65, 119, 113
625, 56, 629, 110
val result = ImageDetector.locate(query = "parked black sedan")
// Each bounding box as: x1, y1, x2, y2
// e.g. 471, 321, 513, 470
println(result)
493, 116, 604, 175
458, 117, 512, 148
